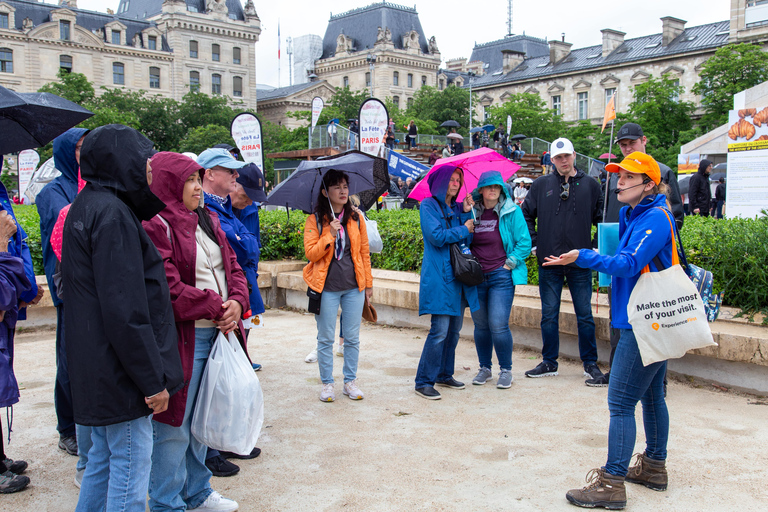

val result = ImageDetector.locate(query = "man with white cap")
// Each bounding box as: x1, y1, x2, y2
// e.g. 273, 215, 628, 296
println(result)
521, 138, 605, 382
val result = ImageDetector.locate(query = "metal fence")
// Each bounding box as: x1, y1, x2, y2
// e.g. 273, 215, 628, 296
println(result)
521, 137, 594, 174
309, 123, 356, 151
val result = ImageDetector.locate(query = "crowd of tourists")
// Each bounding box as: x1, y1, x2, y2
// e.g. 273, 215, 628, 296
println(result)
0, 119, 687, 510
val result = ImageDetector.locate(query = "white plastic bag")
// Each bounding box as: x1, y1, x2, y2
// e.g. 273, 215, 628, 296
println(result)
363, 213, 383, 254
626, 216, 716, 366
191, 332, 264, 454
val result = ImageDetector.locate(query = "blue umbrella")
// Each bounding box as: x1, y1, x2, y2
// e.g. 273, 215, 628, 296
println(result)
266, 151, 378, 214
469, 127, 483, 133
482, 124, 495, 132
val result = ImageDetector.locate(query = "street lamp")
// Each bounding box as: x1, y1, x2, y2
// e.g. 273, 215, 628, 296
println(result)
366, 53, 377, 98
467, 70, 476, 135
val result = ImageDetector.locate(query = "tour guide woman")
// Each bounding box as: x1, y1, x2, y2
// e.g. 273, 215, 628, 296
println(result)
414, 165, 479, 400
544, 152, 673, 510
303, 169, 373, 403
143, 152, 249, 512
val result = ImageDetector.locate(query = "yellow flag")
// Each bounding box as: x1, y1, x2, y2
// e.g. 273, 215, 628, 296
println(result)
601, 93, 616, 133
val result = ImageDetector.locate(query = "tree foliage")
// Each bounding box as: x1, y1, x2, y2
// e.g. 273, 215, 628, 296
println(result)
406, 85, 472, 134
692, 43, 768, 130
486, 93, 567, 142
178, 124, 234, 155
38, 69, 95, 105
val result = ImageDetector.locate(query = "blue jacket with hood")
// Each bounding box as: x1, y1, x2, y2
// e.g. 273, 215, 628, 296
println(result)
418, 166, 479, 316
36, 127, 88, 306
204, 193, 265, 315
471, 172, 532, 285
576, 194, 675, 329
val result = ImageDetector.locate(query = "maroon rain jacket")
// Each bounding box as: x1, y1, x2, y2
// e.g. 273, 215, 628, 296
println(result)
143, 152, 250, 427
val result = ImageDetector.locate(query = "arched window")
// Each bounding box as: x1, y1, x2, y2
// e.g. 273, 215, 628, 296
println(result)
343, 76, 349, 88
189, 71, 200, 92
113, 62, 125, 85
60, 55, 73, 73
392, 96, 399, 109
0, 48, 13, 73
365, 72, 371, 87
149, 66, 160, 89
393, 71, 399, 86
211, 74, 221, 95
421, 75, 427, 86
233, 76, 243, 97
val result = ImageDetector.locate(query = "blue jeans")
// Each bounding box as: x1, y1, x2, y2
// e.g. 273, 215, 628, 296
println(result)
605, 329, 668, 476
716, 200, 724, 219
538, 265, 597, 367
75, 415, 153, 512
415, 313, 465, 388
148, 327, 216, 511
316, 288, 365, 384
76, 423, 93, 472
471, 268, 515, 371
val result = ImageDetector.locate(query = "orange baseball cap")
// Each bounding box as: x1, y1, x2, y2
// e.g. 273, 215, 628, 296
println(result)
605, 151, 661, 185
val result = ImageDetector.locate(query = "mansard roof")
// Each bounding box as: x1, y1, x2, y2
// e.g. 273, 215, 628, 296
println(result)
116, 0, 245, 21
320, 2, 429, 59
468, 34, 550, 74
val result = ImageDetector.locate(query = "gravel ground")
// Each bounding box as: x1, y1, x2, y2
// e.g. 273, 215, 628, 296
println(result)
4, 308, 768, 511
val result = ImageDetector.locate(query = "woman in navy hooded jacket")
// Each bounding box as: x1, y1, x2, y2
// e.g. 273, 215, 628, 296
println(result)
35, 127, 88, 454
544, 152, 674, 510
414, 165, 479, 400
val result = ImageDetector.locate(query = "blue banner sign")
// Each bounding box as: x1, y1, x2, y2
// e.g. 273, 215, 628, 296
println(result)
387, 151, 428, 180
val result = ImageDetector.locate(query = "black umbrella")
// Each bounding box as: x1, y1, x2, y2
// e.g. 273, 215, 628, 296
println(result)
710, 172, 726, 182
440, 120, 460, 128
678, 174, 692, 195
317, 150, 389, 211
510, 134, 527, 141
0, 85, 93, 155
267, 150, 386, 213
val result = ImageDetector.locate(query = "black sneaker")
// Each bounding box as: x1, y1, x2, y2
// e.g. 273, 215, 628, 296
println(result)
58, 435, 78, 456
415, 386, 442, 400
586, 371, 610, 387
525, 362, 558, 378
220, 447, 261, 460
2, 458, 27, 475
435, 377, 465, 389
0, 471, 30, 494
205, 455, 240, 477
584, 363, 604, 381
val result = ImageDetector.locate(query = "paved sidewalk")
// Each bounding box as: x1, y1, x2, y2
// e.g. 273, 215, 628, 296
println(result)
5, 309, 768, 511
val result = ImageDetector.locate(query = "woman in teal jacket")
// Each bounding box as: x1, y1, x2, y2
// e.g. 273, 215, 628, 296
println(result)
545, 152, 674, 510
468, 171, 531, 389
415, 165, 479, 400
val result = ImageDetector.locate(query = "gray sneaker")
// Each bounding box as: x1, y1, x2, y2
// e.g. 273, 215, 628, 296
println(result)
472, 367, 493, 385
496, 369, 513, 389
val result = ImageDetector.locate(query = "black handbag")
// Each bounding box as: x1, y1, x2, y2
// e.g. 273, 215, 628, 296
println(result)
449, 243, 484, 286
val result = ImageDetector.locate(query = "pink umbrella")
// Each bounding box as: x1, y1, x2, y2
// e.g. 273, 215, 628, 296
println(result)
599, 153, 617, 160
408, 147, 520, 202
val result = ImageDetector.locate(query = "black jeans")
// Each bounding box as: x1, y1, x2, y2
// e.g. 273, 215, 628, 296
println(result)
55, 305, 76, 438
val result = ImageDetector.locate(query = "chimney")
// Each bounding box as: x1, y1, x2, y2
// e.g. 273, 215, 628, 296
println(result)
549, 40, 572, 65
601, 29, 625, 57
501, 50, 525, 73
661, 17, 686, 46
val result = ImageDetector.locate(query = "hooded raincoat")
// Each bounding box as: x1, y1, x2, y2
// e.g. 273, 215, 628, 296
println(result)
36, 127, 88, 306
1, 181, 35, 408
688, 160, 712, 215
418, 166, 479, 316
470, 172, 532, 285
62, 125, 183, 427
143, 152, 250, 427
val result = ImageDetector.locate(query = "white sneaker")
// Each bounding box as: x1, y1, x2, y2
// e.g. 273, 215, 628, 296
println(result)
320, 383, 335, 402
305, 348, 317, 363
335, 343, 344, 357
343, 380, 364, 400
74, 468, 84, 488
189, 491, 238, 511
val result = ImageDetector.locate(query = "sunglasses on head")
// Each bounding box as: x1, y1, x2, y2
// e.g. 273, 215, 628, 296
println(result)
560, 182, 570, 200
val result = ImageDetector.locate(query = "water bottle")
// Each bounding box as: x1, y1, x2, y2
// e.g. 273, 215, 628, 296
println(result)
460, 243, 471, 255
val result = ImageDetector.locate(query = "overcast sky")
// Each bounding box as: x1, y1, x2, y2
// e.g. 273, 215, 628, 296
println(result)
79, 0, 728, 87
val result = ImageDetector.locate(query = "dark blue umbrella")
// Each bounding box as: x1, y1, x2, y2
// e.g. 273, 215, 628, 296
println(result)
0, 85, 93, 154
482, 124, 495, 132
266, 151, 380, 214
469, 127, 483, 133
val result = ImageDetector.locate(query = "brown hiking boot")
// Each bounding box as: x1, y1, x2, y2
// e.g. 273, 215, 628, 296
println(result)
625, 452, 668, 491
566, 468, 627, 510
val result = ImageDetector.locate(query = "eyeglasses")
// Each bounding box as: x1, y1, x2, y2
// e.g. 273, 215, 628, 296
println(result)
213, 167, 237, 175
560, 182, 570, 201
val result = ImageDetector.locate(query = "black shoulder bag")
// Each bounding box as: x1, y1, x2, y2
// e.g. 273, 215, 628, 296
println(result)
439, 203, 483, 286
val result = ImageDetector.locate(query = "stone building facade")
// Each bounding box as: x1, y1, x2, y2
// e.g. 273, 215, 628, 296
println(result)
255, 80, 336, 129
312, 2, 442, 111
0, 0, 260, 106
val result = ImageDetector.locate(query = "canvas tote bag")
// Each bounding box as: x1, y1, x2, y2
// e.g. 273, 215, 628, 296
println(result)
626, 209, 717, 366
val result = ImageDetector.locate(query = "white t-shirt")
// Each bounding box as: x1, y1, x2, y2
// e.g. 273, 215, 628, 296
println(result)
194, 224, 228, 328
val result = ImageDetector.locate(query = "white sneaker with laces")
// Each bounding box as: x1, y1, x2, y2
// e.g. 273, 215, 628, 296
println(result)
305, 348, 317, 363
188, 491, 238, 511
320, 383, 335, 402
343, 380, 364, 400
335, 343, 344, 357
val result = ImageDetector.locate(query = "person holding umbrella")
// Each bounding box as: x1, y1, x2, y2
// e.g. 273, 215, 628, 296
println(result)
303, 169, 373, 402
414, 165, 479, 400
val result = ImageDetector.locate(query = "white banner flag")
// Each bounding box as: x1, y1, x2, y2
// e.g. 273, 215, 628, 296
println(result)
311, 96, 324, 130
231, 112, 264, 170
358, 98, 389, 158
18, 149, 40, 204
506, 115, 512, 137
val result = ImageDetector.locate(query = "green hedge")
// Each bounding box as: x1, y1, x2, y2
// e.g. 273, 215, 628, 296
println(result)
13, 205, 768, 316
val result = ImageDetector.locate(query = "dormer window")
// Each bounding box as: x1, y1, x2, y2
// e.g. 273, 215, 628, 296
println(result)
60, 20, 71, 41
148, 36, 157, 50
112, 30, 121, 45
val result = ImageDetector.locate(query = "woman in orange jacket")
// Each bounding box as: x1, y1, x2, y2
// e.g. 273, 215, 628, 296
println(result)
303, 170, 373, 402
